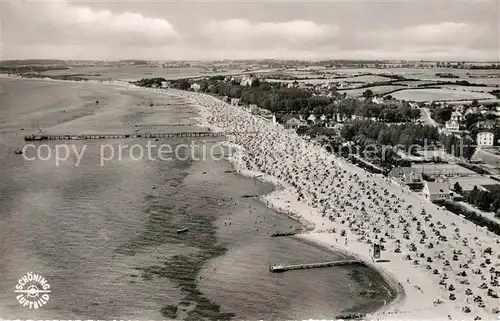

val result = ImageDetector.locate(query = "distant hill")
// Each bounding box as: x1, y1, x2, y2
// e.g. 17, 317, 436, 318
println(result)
119, 60, 149, 65
0, 59, 67, 66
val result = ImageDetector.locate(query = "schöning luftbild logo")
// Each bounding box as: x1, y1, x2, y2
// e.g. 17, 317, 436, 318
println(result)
14, 272, 51, 309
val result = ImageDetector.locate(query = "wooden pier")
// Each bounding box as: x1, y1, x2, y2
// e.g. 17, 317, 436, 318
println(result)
24, 131, 254, 141
269, 259, 363, 273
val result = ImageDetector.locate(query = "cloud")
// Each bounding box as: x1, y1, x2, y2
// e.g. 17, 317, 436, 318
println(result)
200, 19, 339, 48
1, 1, 498, 61
362, 22, 493, 47
3, 1, 179, 47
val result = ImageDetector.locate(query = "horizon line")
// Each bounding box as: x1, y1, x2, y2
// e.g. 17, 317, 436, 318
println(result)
2, 58, 500, 63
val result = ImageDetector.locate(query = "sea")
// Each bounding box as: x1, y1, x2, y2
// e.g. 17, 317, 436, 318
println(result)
0, 77, 397, 320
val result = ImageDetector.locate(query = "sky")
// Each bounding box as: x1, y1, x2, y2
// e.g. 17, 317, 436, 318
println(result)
1, 0, 499, 61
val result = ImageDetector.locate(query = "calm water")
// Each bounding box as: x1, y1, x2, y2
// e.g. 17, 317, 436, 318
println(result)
0, 78, 396, 320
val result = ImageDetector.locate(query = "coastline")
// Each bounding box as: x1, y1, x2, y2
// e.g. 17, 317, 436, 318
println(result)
6, 75, 500, 319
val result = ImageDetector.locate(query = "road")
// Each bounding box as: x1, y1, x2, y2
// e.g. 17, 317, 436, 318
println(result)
419, 108, 438, 127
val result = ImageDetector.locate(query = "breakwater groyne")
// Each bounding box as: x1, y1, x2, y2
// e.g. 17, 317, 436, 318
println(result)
269, 259, 364, 272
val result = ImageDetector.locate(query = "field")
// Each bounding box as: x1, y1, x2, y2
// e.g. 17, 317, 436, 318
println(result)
268, 67, 499, 101
340, 75, 391, 83
265, 78, 335, 85
40, 66, 228, 81
412, 163, 477, 176
447, 176, 500, 191
441, 85, 499, 93
339, 85, 407, 97
388, 88, 496, 102
32, 65, 500, 102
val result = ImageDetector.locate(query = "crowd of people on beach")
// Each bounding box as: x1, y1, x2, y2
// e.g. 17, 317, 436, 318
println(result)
165, 88, 500, 320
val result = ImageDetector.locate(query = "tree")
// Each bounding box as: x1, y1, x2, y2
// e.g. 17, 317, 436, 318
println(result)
377, 129, 391, 145
471, 99, 479, 107
251, 78, 261, 87
229, 85, 243, 98
178, 79, 190, 90
453, 182, 463, 194
362, 89, 374, 98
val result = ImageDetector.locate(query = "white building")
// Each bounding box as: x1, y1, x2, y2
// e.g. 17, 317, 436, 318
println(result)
281, 115, 307, 129
190, 83, 201, 91
230, 98, 240, 106
450, 111, 463, 122
307, 114, 317, 123
423, 182, 451, 202
388, 167, 424, 189
445, 119, 460, 132
240, 76, 254, 86
477, 131, 494, 147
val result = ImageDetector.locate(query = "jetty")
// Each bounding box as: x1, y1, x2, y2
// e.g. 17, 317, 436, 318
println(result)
269, 259, 363, 273
270, 231, 300, 237
24, 131, 256, 141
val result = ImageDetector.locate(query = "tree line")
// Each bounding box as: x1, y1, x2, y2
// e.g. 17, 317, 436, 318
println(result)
340, 120, 439, 148
466, 185, 500, 218
159, 77, 421, 123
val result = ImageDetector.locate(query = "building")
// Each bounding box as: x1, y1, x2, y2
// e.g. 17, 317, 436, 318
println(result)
230, 98, 240, 106
454, 105, 465, 113
450, 111, 463, 122
190, 83, 201, 91
281, 115, 307, 129
332, 123, 344, 134
248, 104, 259, 114
334, 113, 349, 122
388, 167, 425, 190
240, 75, 255, 87
307, 114, 317, 123
445, 119, 460, 132
477, 131, 494, 147
477, 119, 498, 130
423, 182, 451, 202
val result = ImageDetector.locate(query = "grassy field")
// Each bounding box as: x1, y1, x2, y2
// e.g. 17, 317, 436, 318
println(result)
40, 66, 228, 81
441, 85, 499, 93
343, 75, 391, 83
339, 85, 407, 97
388, 88, 496, 102
412, 163, 477, 176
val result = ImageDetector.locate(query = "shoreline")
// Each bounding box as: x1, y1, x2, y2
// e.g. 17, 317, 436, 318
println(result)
6, 76, 500, 319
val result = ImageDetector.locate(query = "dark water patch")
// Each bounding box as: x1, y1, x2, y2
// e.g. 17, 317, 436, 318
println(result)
137, 249, 235, 321
161, 305, 178, 319
115, 152, 233, 320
